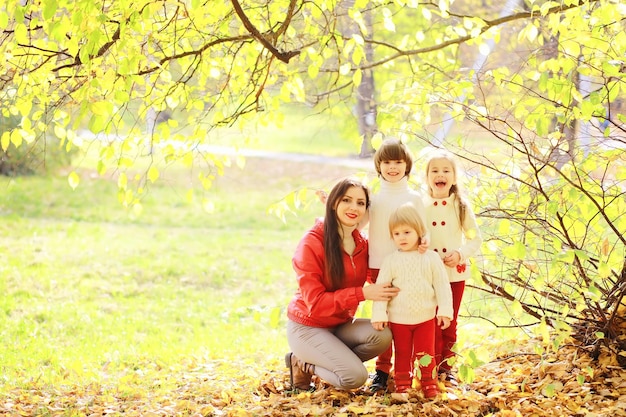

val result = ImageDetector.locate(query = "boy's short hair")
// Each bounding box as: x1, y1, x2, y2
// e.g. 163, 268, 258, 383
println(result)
389, 203, 427, 240
374, 138, 413, 177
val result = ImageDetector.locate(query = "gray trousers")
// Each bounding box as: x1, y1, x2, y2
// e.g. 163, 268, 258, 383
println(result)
287, 319, 392, 389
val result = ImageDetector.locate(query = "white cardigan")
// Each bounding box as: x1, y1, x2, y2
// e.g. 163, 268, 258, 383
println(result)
423, 193, 482, 283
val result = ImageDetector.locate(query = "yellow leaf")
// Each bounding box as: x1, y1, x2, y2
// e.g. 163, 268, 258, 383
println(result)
10, 128, 23, 147
1, 131, 9, 151
132, 202, 143, 217
601, 237, 609, 256
117, 172, 128, 190
54, 125, 66, 140
185, 189, 194, 204
147, 166, 159, 183
68, 171, 80, 189
89, 101, 113, 116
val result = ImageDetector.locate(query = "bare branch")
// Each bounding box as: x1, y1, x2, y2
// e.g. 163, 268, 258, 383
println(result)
230, 0, 300, 63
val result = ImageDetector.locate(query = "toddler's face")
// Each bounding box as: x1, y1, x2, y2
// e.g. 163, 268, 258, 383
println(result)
391, 224, 420, 251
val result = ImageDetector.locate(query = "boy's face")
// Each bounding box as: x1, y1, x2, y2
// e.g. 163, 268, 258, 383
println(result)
380, 160, 407, 183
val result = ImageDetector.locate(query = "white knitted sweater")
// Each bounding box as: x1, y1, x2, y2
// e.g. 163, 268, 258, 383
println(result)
368, 177, 427, 269
371, 250, 453, 325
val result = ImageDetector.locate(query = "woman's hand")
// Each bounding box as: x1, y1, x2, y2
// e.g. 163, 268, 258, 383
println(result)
372, 321, 387, 331
363, 283, 400, 301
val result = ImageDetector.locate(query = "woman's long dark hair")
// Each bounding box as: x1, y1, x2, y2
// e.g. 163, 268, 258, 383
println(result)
323, 178, 370, 290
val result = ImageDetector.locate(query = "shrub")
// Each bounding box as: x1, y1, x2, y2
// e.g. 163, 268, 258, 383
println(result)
0, 115, 75, 176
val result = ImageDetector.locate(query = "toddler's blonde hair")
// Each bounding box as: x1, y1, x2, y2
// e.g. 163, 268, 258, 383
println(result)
388, 203, 427, 245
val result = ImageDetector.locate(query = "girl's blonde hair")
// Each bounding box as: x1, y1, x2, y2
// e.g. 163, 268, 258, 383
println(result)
424, 149, 468, 229
388, 203, 427, 245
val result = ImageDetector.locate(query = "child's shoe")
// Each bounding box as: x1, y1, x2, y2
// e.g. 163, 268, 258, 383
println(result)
368, 370, 389, 394
422, 383, 439, 398
395, 384, 411, 393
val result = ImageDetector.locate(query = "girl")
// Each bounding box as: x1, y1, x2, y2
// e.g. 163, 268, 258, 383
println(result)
371, 203, 453, 398
423, 149, 483, 384
285, 178, 400, 391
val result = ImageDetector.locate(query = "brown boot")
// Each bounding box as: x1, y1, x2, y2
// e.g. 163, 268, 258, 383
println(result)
285, 352, 315, 391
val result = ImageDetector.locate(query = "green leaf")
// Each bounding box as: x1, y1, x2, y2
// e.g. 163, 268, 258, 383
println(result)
418, 354, 432, 367
43, 0, 58, 20
0, 11, 8, 29
502, 241, 526, 260
458, 364, 475, 384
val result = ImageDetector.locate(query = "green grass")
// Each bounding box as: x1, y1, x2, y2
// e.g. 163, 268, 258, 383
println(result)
0, 111, 520, 398
0, 157, 325, 390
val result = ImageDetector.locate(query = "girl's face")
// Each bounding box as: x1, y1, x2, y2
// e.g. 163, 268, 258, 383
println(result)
391, 224, 420, 252
380, 160, 407, 183
334, 186, 367, 228
427, 157, 456, 198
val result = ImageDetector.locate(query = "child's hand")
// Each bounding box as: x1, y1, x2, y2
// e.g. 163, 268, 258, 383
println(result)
443, 250, 461, 267
418, 236, 429, 254
437, 316, 451, 330
316, 190, 328, 204
372, 321, 387, 331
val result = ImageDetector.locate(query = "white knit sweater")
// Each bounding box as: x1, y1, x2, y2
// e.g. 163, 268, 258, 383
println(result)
368, 177, 427, 269
423, 193, 482, 283
371, 250, 453, 325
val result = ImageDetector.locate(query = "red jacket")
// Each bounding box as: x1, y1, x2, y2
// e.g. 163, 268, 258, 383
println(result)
287, 218, 369, 328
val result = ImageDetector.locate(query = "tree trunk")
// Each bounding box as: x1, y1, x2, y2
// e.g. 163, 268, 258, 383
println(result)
338, 0, 377, 157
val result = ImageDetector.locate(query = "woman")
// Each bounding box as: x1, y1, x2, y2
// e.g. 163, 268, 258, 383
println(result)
285, 178, 400, 391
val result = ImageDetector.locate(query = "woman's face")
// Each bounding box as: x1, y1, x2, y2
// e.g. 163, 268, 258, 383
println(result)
334, 186, 367, 227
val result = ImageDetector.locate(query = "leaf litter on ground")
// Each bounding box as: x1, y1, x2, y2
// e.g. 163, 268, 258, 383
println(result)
3, 338, 624, 416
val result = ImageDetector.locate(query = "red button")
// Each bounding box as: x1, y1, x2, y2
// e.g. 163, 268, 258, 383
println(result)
442, 248, 447, 252
441, 221, 446, 226
442, 201, 447, 206
434, 201, 438, 206
432, 221, 437, 226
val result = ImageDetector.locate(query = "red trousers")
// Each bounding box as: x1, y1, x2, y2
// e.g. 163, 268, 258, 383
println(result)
389, 319, 437, 390
435, 280, 465, 372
